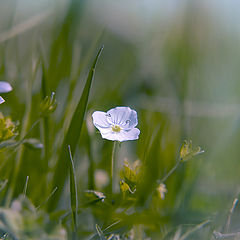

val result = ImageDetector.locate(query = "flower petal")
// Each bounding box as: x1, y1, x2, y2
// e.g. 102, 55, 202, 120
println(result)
101, 128, 140, 142
0, 81, 12, 93
96, 126, 112, 134
106, 106, 138, 128
121, 109, 138, 129
92, 111, 111, 130
0, 96, 5, 104
100, 132, 120, 141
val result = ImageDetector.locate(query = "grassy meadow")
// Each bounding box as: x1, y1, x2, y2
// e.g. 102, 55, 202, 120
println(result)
1, 0, 240, 239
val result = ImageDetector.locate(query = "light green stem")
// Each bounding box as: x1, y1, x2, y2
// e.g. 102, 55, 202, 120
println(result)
159, 158, 181, 184
111, 141, 117, 194
5, 118, 41, 206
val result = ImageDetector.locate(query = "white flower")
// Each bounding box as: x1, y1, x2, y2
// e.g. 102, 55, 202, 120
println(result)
92, 106, 140, 142
0, 81, 12, 104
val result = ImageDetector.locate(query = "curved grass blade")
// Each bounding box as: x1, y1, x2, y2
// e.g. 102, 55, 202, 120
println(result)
47, 46, 104, 211
68, 145, 78, 231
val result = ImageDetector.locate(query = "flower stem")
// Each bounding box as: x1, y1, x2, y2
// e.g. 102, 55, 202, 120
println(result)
5, 118, 41, 206
159, 158, 181, 184
111, 141, 117, 194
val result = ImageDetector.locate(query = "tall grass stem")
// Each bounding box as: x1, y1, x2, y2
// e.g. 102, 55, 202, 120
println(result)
159, 158, 181, 183
111, 141, 117, 194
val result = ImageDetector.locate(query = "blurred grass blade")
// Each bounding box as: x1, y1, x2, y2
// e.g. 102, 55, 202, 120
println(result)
0, 180, 8, 193
179, 220, 210, 240
173, 228, 182, 240
23, 138, 43, 150
68, 145, 78, 231
36, 187, 58, 211
47, 46, 104, 211
89, 221, 121, 240
95, 224, 107, 240
0, 10, 51, 43
23, 176, 29, 197
136, 124, 165, 206
41, 60, 50, 170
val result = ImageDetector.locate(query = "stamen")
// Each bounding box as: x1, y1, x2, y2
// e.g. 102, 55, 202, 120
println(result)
112, 125, 121, 132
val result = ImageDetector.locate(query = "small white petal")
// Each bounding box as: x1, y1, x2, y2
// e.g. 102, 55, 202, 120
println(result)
0, 81, 12, 93
107, 107, 130, 125
107, 106, 138, 128
121, 109, 138, 129
97, 126, 112, 134
118, 128, 140, 142
101, 128, 140, 142
92, 111, 111, 132
100, 132, 121, 141
0, 96, 5, 104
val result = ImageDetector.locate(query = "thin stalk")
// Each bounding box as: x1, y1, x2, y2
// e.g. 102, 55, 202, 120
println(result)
159, 158, 181, 184
36, 187, 58, 211
5, 75, 33, 206
23, 176, 29, 197
87, 130, 94, 190
111, 141, 117, 194
226, 198, 238, 233
5, 118, 41, 206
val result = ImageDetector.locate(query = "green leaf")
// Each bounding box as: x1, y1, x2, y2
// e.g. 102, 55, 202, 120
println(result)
95, 224, 107, 240
47, 46, 104, 211
68, 145, 78, 231
23, 138, 43, 150
0, 139, 17, 150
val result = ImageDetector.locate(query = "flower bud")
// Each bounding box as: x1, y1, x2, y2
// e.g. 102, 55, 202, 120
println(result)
40, 92, 57, 116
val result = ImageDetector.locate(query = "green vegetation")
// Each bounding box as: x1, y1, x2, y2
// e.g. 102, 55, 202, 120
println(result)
1, 0, 240, 239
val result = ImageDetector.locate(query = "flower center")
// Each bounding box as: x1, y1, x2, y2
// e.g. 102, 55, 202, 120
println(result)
112, 125, 121, 132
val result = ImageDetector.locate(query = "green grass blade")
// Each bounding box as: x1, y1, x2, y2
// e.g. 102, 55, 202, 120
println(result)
47, 46, 104, 211
36, 187, 58, 211
23, 176, 29, 197
40, 60, 50, 194
0, 10, 51, 44
95, 224, 107, 240
136, 124, 165, 206
0, 180, 8, 193
68, 145, 78, 231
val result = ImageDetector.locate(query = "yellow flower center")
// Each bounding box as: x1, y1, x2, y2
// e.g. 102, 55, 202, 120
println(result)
112, 125, 121, 132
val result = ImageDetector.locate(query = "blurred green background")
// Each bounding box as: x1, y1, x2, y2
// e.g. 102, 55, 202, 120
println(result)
1, 0, 240, 239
